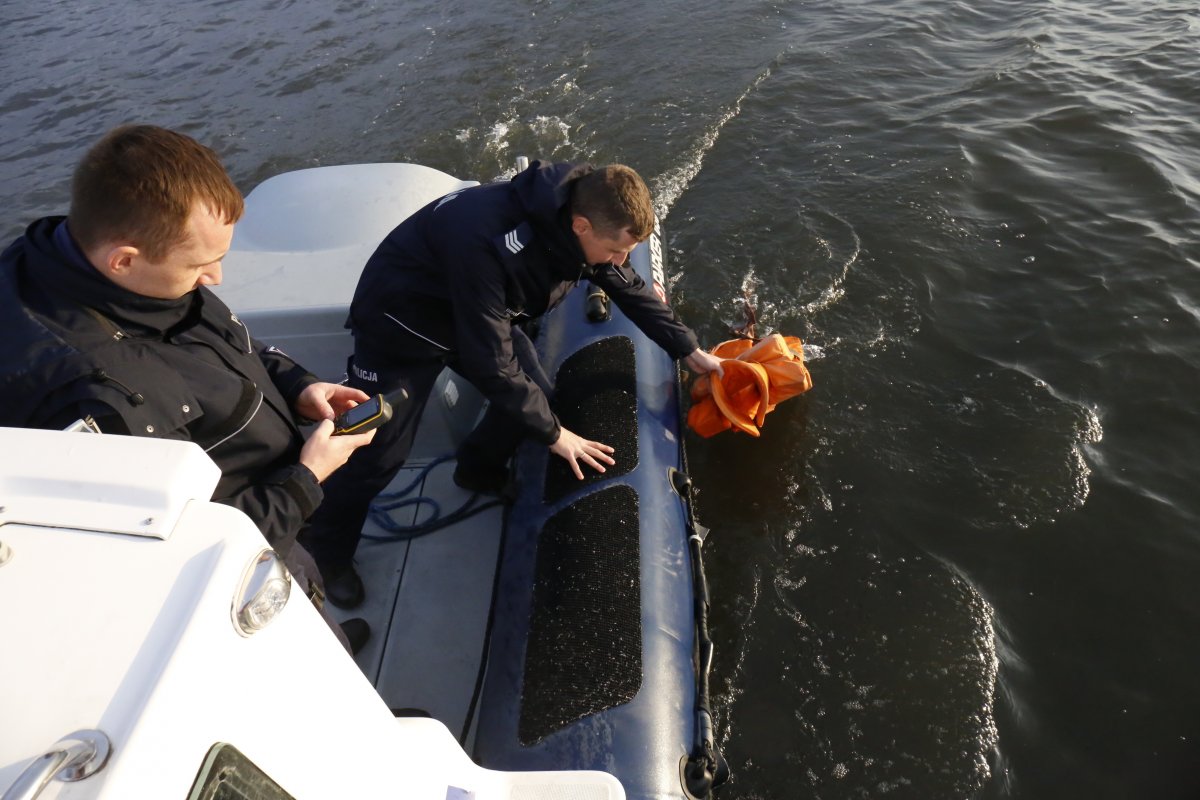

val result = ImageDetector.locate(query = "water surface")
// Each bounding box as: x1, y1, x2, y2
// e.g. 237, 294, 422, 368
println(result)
4, 1, 1199, 796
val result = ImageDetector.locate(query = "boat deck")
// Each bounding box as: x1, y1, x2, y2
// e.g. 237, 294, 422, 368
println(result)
333, 417, 501, 751
242, 309, 500, 754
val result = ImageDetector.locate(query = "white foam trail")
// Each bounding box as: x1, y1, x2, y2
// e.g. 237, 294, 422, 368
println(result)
487, 120, 511, 147
801, 216, 862, 316
651, 64, 775, 222
739, 266, 758, 294
1070, 405, 1103, 508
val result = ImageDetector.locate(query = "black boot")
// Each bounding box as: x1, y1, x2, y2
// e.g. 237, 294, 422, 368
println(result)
452, 461, 508, 495
322, 562, 365, 610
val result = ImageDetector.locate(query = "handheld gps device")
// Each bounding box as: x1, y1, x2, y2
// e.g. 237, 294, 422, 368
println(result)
332, 389, 406, 435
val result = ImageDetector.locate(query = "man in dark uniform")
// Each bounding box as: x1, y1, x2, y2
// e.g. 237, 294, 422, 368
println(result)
301, 160, 723, 608
0, 125, 376, 652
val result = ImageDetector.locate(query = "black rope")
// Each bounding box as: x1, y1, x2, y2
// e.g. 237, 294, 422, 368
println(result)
362, 455, 502, 541
676, 362, 732, 798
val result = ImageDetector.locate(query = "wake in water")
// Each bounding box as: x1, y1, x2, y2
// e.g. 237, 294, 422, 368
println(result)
454, 113, 575, 179
637, 50, 884, 362
714, 523, 1001, 798
650, 62, 776, 222
797, 209, 862, 319
733, 207, 863, 356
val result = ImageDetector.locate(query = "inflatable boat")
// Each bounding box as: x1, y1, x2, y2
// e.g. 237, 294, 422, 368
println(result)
0, 161, 726, 799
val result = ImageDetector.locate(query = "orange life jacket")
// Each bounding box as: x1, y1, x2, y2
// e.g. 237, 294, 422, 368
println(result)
686, 334, 813, 438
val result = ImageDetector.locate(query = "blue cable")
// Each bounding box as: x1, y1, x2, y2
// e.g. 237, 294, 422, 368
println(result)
362, 455, 502, 541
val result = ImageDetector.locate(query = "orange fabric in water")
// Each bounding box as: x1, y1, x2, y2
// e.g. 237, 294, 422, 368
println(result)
710, 360, 770, 436
686, 333, 813, 438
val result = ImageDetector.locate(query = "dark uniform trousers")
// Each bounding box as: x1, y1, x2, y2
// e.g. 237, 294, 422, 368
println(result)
301, 324, 551, 570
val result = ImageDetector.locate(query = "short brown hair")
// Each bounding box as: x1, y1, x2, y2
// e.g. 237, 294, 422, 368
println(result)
568, 164, 655, 241
69, 125, 244, 262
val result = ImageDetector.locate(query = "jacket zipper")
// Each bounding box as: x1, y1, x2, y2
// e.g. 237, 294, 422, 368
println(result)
229, 314, 253, 354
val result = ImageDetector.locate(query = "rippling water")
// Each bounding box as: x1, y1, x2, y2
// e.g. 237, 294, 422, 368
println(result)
5, 0, 1200, 796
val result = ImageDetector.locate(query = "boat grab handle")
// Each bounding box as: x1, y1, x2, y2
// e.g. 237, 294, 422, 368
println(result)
2, 729, 111, 800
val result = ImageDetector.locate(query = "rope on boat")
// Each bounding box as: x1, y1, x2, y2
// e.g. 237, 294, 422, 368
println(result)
675, 470, 731, 798
675, 362, 732, 798
362, 455, 502, 541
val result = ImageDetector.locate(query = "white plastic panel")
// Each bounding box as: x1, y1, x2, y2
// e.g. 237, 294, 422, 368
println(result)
0, 427, 220, 539
218, 163, 478, 314
233, 163, 474, 253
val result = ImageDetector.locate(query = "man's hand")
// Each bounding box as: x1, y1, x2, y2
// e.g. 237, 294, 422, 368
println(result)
294, 382, 371, 422
684, 348, 724, 377
299, 419, 376, 483
549, 426, 616, 480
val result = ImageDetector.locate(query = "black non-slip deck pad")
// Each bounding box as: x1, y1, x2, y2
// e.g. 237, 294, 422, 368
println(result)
519, 483, 642, 745
543, 336, 638, 504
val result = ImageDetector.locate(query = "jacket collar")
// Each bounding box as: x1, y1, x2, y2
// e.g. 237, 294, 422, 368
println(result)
511, 161, 592, 278
29, 217, 199, 337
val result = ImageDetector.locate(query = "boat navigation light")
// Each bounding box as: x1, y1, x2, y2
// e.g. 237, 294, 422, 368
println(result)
232, 550, 292, 636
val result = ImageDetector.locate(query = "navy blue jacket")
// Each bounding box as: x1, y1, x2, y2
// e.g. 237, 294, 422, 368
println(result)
0, 217, 323, 553
348, 161, 700, 443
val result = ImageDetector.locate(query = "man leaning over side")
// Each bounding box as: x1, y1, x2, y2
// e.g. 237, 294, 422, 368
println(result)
300, 160, 724, 609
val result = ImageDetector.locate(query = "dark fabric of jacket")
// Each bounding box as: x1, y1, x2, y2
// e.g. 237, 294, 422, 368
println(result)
346, 160, 701, 444
0, 217, 322, 553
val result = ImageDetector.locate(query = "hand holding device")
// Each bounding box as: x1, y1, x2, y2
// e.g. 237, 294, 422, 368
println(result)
331, 389, 408, 435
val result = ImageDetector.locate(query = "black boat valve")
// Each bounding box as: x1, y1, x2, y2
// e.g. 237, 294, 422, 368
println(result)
585, 283, 611, 322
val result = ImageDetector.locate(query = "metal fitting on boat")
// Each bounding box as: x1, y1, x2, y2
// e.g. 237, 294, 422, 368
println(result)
1, 729, 111, 800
